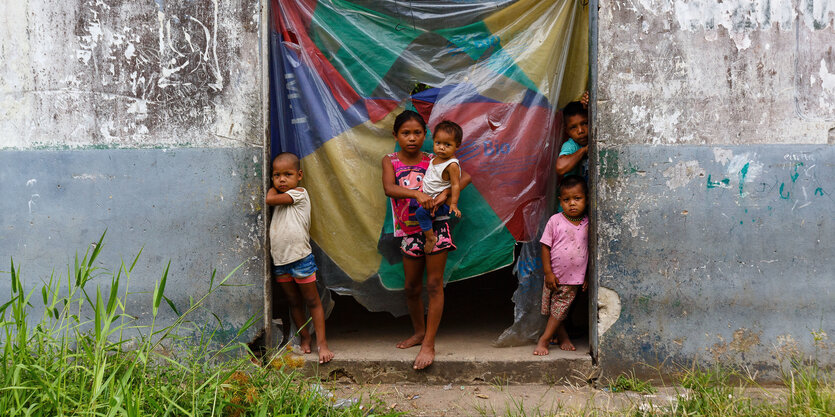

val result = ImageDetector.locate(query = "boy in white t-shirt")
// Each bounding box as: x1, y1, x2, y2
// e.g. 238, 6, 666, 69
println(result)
267, 152, 333, 364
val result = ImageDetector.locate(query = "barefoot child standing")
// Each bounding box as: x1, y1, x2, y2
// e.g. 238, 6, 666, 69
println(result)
381, 110, 471, 369
534, 175, 589, 356
414, 120, 463, 253
267, 152, 334, 364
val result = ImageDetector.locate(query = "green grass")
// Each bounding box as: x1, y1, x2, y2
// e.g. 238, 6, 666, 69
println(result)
608, 371, 657, 394
0, 232, 400, 416
484, 362, 834, 417
635, 360, 834, 417
607, 360, 833, 417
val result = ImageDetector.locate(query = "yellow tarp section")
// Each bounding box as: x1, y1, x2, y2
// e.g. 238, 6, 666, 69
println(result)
302, 111, 403, 281
484, 0, 589, 107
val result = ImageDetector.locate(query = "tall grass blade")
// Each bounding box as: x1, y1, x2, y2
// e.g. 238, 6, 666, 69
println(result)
88, 229, 107, 269
128, 245, 144, 273
163, 295, 181, 317
152, 261, 170, 318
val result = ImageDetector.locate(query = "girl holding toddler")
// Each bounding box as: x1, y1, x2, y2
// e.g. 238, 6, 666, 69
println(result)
381, 110, 470, 370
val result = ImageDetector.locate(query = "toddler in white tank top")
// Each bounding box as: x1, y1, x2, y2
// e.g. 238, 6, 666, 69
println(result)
415, 121, 464, 253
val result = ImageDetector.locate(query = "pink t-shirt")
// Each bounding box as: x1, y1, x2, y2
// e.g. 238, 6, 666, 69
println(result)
539, 213, 588, 285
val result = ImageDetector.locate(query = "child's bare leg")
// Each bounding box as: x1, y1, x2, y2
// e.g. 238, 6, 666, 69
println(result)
414, 252, 446, 370
556, 322, 575, 351
398, 256, 426, 349
279, 281, 312, 353
423, 229, 438, 253
534, 315, 561, 356
297, 281, 334, 363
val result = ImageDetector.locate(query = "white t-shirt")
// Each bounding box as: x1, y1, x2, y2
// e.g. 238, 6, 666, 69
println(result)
422, 157, 460, 197
269, 188, 312, 266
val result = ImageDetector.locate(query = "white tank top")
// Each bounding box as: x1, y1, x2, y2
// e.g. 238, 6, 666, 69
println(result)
422, 157, 460, 197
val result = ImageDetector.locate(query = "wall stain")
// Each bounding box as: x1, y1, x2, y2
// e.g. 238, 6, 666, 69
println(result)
779, 183, 790, 199
791, 162, 803, 183
706, 174, 730, 188
599, 149, 620, 179
730, 328, 761, 352
738, 162, 749, 196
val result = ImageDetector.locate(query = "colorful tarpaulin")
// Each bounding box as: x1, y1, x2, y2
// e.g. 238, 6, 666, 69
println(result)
271, 0, 588, 339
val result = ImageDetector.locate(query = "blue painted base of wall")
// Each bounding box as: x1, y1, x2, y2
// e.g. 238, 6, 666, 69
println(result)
597, 145, 834, 381
0, 148, 265, 342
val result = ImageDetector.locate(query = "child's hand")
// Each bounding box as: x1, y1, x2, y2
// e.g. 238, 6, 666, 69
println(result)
580, 90, 589, 109
544, 272, 558, 291
432, 192, 447, 207
415, 192, 434, 210
450, 204, 461, 218
582, 280, 588, 292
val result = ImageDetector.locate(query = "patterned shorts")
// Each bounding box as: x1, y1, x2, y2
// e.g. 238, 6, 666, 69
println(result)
400, 220, 457, 258
541, 284, 580, 321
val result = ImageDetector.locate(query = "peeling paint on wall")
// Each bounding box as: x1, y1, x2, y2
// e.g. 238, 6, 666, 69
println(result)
625, 0, 833, 32
598, 0, 835, 146
0, 0, 263, 150
597, 286, 622, 336
662, 160, 705, 189
0, 1, 267, 343
712, 148, 733, 165
595, 145, 834, 381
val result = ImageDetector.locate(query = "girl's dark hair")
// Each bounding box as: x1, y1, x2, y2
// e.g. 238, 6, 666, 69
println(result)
393, 110, 427, 134
559, 175, 588, 196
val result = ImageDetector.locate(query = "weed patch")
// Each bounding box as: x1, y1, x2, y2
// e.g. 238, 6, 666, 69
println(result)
0, 232, 399, 416
608, 372, 657, 394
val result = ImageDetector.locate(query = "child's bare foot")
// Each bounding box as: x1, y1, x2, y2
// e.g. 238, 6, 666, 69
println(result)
300, 334, 312, 354
396, 333, 424, 349
318, 344, 334, 364
413, 345, 435, 369
533, 340, 550, 356
559, 339, 576, 351
424, 234, 438, 253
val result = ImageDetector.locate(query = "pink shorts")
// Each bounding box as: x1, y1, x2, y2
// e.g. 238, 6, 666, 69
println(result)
276, 272, 317, 284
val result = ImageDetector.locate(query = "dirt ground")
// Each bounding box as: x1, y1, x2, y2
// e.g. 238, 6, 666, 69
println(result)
328, 383, 683, 416
326, 383, 787, 416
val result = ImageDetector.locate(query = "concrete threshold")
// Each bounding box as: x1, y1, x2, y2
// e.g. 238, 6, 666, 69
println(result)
302, 331, 593, 385
292, 302, 592, 385
280, 267, 594, 385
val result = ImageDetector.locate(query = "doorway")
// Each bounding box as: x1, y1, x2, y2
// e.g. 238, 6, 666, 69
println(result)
263, 0, 597, 370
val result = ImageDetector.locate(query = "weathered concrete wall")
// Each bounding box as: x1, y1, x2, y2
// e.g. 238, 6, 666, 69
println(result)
0, 0, 266, 340
596, 0, 834, 380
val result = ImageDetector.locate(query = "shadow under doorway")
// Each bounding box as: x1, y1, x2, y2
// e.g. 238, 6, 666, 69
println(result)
319, 252, 591, 384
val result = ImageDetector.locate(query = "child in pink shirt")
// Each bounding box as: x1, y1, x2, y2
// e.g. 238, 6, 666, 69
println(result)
534, 175, 589, 355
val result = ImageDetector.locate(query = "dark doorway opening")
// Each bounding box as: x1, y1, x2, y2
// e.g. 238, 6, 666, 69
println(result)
325, 247, 590, 358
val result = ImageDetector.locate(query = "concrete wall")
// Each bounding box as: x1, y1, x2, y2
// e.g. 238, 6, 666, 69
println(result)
595, 0, 834, 380
0, 0, 267, 340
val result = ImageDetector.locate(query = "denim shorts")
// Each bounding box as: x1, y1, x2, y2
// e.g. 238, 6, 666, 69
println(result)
272, 253, 318, 279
